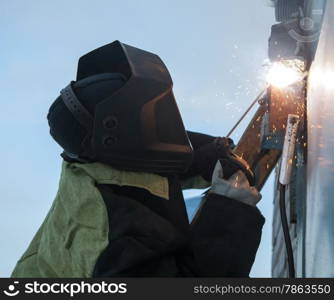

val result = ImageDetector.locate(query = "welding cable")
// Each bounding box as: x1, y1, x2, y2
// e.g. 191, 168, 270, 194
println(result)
279, 183, 296, 278
226, 89, 267, 138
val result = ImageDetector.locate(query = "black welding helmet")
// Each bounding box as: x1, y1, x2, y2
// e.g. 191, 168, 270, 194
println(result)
47, 41, 193, 174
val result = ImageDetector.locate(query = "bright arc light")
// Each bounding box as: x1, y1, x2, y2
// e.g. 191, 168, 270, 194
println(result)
266, 61, 304, 88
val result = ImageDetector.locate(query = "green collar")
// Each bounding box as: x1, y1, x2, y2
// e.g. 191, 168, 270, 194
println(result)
64, 161, 169, 200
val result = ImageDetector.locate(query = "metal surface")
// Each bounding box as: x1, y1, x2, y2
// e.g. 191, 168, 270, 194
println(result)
271, 0, 326, 278
234, 104, 281, 191
305, 0, 334, 277
262, 80, 306, 150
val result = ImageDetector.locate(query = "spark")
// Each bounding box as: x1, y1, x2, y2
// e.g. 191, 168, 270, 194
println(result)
266, 59, 305, 88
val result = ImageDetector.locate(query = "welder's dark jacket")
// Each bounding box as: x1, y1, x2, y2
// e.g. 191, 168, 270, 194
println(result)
11, 141, 265, 278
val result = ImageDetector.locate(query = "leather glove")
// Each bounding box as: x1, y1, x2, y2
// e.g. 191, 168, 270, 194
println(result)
183, 132, 254, 185
184, 136, 235, 181
209, 160, 262, 207
214, 137, 255, 186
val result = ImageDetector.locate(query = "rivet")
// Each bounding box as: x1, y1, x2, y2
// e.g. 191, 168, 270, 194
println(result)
103, 116, 118, 129
103, 135, 118, 147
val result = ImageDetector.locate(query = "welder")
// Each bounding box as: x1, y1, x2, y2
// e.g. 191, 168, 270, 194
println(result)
11, 41, 264, 278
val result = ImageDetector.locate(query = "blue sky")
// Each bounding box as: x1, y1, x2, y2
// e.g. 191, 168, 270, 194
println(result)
0, 0, 275, 277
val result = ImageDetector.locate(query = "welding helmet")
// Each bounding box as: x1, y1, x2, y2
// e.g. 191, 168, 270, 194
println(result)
47, 41, 193, 174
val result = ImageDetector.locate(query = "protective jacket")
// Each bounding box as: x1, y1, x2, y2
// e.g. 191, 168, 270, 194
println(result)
11, 133, 264, 277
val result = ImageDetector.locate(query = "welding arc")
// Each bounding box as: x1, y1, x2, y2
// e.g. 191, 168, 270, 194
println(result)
279, 184, 296, 278
226, 89, 266, 138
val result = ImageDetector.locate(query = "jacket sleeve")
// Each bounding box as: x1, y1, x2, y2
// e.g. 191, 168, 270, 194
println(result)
190, 192, 265, 277
93, 183, 264, 277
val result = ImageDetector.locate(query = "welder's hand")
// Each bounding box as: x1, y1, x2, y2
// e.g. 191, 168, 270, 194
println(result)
209, 160, 262, 206
191, 136, 235, 181
214, 137, 255, 186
